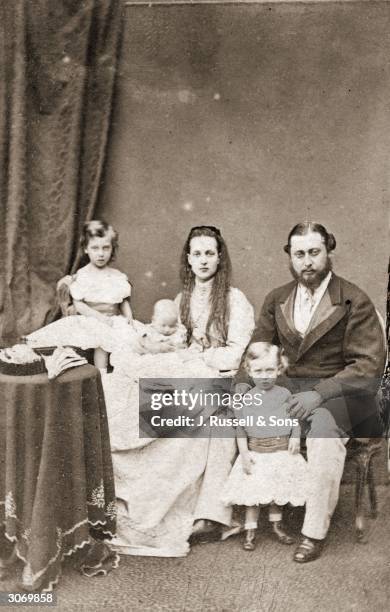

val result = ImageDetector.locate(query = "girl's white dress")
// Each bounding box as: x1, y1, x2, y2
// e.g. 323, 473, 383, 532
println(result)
221, 385, 307, 508
26, 266, 135, 352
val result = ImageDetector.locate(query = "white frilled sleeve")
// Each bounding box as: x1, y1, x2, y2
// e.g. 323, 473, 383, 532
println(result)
69, 274, 86, 301
202, 288, 255, 371
69, 268, 131, 303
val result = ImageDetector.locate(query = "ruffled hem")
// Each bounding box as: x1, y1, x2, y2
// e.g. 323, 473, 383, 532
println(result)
3, 522, 118, 592
220, 451, 308, 510
221, 494, 306, 507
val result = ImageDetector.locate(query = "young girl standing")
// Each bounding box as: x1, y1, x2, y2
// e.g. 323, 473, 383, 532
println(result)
221, 342, 307, 551
27, 220, 134, 370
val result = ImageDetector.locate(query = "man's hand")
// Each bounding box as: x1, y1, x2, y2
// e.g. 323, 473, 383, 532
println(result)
286, 391, 322, 420
241, 452, 255, 475
288, 437, 301, 455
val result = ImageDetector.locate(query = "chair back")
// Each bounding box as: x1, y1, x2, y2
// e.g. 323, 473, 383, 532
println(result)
57, 276, 77, 317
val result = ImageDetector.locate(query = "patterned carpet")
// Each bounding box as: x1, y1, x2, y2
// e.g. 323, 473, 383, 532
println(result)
1, 484, 389, 612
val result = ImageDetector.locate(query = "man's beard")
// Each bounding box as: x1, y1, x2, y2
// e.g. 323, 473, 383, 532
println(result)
289, 257, 333, 290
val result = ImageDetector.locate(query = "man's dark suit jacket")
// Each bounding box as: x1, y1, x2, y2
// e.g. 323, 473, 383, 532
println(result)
237, 274, 386, 436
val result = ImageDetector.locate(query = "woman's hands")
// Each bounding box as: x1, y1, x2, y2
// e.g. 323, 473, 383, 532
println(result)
157, 341, 176, 353
179, 348, 200, 362
140, 336, 175, 354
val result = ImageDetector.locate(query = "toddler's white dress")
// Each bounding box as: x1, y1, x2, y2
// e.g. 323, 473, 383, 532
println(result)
221, 385, 307, 508
26, 266, 136, 353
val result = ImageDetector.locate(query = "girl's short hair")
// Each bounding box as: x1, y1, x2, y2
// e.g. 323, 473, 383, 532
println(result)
80, 220, 119, 261
283, 222, 336, 254
244, 342, 288, 374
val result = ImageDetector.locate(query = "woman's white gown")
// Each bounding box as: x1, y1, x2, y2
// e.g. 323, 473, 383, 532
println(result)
105, 285, 254, 557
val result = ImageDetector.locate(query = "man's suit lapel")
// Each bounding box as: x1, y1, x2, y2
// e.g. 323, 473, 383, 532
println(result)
275, 283, 302, 350
275, 275, 347, 358
297, 274, 347, 358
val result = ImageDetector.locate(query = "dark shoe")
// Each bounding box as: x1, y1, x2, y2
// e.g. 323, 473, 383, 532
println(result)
190, 520, 221, 545
191, 519, 214, 536
243, 529, 256, 551
271, 521, 295, 545
293, 537, 324, 563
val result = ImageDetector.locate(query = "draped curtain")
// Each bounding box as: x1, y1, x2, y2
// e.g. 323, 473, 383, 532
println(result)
0, 0, 122, 344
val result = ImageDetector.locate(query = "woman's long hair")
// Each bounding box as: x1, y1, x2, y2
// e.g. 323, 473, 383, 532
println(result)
179, 226, 232, 345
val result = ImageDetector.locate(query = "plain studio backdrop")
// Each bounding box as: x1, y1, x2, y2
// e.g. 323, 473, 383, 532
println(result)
98, 1, 390, 322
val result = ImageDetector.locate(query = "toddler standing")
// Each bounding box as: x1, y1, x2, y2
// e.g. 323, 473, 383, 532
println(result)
222, 342, 307, 551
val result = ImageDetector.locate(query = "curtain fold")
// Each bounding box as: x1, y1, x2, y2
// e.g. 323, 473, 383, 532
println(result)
0, 0, 122, 344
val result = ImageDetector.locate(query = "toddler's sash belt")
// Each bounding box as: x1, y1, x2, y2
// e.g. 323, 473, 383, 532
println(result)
248, 436, 289, 453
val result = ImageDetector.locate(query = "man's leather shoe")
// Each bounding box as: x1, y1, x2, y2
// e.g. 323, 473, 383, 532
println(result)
243, 529, 256, 551
271, 521, 294, 545
293, 537, 324, 563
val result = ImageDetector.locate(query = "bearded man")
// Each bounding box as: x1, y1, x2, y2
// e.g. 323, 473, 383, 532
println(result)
236, 222, 385, 562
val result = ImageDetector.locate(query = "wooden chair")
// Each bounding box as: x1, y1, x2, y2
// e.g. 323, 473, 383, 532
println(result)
55, 276, 94, 365
299, 433, 384, 542
347, 437, 384, 541
57, 275, 77, 317
346, 311, 389, 542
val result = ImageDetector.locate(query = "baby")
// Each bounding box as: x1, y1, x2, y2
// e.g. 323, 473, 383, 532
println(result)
137, 300, 187, 354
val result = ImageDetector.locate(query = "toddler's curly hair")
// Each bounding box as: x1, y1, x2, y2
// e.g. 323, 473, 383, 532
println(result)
244, 342, 288, 375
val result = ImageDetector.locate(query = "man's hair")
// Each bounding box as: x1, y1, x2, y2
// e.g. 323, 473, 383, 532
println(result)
284, 222, 336, 254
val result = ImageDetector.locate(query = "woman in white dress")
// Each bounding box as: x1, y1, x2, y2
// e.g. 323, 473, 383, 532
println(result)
106, 226, 255, 557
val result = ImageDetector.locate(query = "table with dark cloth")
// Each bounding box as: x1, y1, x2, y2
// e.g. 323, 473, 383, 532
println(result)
0, 364, 118, 591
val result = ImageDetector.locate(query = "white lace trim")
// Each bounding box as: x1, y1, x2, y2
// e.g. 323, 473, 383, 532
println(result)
1, 513, 117, 591
87, 481, 105, 508
87, 481, 117, 520
5, 492, 17, 519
